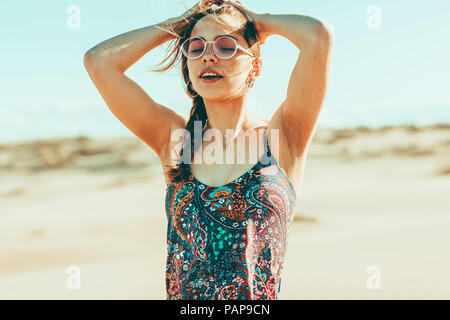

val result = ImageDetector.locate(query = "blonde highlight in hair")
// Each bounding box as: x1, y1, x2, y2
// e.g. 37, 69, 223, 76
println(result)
149, 0, 261, 185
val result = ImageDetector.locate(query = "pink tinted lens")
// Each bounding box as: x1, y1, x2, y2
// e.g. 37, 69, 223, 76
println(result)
183, 38, 205, 58
215, 37, 237, 58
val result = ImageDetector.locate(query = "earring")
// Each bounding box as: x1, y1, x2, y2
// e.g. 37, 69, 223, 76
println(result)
246, 73, 256, 89
186, 79, 199, 98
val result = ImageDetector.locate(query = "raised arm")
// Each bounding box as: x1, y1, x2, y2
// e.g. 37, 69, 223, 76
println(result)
83, 13, 194, 158
225, 1, 334, 190
263, 13, 335, 158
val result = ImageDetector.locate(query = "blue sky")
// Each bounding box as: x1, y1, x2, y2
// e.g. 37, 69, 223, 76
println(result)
1, 0, 449, 143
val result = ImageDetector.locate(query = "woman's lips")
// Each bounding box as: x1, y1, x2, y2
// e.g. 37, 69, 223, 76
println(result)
200, 77, 223, 84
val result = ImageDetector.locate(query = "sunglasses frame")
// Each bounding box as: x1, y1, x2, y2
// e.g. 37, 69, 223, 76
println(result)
181, 35, 255, 60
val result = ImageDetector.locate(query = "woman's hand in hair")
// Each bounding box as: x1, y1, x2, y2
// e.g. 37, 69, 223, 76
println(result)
163, 1, 202, 30
180, 1, 203, 18
178, 0, 219, 18
225, 0, 270, 44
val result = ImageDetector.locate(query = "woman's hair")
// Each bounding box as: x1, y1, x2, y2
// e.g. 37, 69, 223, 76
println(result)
151, 0, 261, 185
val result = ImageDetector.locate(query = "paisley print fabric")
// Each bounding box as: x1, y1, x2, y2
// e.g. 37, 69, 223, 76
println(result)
164, 128, 297, 300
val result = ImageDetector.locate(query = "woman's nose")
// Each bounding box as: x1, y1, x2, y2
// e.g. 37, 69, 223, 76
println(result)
202, 44, 217, 62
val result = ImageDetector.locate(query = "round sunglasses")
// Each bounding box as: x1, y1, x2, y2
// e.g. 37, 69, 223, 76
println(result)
181, 36, 255, 60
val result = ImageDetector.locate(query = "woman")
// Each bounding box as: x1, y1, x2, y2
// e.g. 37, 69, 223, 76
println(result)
84, 0, 334, 299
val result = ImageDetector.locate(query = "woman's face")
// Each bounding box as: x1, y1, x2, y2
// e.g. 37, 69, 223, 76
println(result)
187, 14, 260, 101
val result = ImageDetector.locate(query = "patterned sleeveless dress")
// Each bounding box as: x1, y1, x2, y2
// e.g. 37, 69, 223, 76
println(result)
164, 127, 297, 300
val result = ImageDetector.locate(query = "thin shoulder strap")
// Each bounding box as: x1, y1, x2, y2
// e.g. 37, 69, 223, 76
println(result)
261, 127, 274, 165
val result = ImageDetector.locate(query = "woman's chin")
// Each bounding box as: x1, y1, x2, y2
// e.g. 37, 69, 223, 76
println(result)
197, 88, 225, 99
199, 93, 222, 100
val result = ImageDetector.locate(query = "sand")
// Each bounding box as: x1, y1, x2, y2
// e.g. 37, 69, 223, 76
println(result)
1, 124, 449, 299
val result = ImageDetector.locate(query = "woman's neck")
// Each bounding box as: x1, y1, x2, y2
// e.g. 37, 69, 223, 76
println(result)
203, 95, 252, 138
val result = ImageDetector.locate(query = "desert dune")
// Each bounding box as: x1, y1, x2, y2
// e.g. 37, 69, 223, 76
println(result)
1, 124, 449, 299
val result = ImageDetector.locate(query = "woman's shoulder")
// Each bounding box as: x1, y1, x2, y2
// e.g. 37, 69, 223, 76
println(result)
247, 115, 269, 131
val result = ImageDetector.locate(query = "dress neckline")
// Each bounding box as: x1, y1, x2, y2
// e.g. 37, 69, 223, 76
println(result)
189, 127, 269, 189
191, 160, 262, 189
